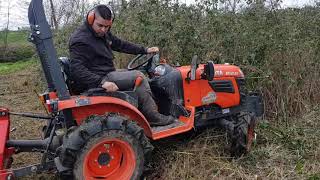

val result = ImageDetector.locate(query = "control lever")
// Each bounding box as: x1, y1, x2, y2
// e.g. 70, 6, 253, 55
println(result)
133, 76, 143, 91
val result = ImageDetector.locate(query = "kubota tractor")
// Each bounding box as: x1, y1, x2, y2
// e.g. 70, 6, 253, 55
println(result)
0, 0, 263, 179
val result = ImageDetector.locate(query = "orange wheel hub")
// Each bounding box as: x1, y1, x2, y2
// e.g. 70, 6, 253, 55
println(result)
84, 138, 136, 180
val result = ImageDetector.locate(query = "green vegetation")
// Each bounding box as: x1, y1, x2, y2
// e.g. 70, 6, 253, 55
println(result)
0, 31, 35, 63
0, 58, 37, 74
0, 30, 30, 46
53, 1, 320, 119
113, 2, 320, 119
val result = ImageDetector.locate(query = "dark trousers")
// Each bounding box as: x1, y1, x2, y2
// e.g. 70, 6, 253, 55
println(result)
101, 70, 157, 119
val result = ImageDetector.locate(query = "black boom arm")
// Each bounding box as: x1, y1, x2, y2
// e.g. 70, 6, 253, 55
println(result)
28, 0, 70, 100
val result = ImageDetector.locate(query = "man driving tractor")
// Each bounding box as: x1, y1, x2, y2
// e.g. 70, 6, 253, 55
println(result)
69, 4, 175, 126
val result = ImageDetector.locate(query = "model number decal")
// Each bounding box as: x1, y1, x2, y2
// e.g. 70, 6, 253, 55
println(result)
226, 71, 239, 76
202, 92, 217, 105
215, 71, 240, 77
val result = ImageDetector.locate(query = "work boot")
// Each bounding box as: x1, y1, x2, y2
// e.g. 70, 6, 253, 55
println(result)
141, 100, 176, 126
133, 75, 175, 126
145, 112, 176, 126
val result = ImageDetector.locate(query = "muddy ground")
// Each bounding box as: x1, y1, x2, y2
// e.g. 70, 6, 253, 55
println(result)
1, 64, 319, 179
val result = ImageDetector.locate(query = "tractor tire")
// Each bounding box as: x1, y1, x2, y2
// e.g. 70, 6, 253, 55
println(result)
230, 113, 256, 157
57, 114, 153, 180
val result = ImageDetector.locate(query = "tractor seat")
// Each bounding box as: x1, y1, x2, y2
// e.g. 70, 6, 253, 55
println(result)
58, 57, 138, 107
59, 57, 74, 92
83, 89, 138, 107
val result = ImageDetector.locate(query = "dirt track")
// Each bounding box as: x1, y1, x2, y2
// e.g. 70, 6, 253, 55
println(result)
0, 65, 56, 179
1, 64, 319, 179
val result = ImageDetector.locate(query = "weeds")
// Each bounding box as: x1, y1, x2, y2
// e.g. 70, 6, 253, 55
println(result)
146, 110, 320, 179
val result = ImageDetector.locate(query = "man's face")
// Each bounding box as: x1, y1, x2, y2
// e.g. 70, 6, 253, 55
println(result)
92, 15, 112, 37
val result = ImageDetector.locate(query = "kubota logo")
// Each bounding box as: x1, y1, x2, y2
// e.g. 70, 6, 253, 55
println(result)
215, 70, 223, 77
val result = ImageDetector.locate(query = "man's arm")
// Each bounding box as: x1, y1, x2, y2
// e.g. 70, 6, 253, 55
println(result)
69, 42, 103, 89
109, 32, 148, 54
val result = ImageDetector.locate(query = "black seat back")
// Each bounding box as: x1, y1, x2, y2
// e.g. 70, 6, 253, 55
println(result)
59, 57, 71, 77
58, 57, 78, 94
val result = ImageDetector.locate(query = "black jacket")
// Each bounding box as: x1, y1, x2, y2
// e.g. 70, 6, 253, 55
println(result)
69, 22, 147, 92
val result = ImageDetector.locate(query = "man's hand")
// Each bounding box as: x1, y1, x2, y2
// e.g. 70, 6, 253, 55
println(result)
147, 47, 159, 53
101, 81, 119, 92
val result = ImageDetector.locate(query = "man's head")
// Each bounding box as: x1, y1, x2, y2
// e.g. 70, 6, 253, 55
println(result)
87, 5, 114, 37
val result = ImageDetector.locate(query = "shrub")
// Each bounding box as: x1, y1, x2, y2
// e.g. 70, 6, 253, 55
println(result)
0, 44, 35, 63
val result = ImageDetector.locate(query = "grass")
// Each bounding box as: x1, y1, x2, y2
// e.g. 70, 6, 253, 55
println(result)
148, 108, 320, 179
0, 30, 30, 46
0, 31, 35, 63
0, 31, 36, 70
0, 58, 37, 75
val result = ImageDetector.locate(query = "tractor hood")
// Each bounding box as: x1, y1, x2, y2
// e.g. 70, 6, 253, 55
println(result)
212, 64, 244, 78
177, 63, 244, 80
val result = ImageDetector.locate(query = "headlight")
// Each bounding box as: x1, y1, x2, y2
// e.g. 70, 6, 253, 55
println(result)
154, 65, 166, 76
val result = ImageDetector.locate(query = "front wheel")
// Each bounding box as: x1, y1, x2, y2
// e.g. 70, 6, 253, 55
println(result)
230, 113, 256, 157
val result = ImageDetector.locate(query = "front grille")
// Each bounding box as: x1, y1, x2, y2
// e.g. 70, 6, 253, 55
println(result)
209, 80, 234, 93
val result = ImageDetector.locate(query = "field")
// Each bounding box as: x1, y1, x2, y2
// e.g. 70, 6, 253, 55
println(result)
0, 58, 319, 179
0, 31, 29, 46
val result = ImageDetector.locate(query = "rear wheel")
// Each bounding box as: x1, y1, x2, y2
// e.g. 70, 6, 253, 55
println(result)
230, 113, 256, 157
58, 114, 153, 180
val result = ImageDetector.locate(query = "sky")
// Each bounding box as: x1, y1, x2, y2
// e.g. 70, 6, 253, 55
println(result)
0, 0, 316, 30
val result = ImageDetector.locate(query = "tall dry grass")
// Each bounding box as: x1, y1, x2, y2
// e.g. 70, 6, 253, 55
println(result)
250, 48, 320, 120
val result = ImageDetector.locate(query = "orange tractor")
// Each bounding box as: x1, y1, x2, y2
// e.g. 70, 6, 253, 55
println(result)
0, 0, 263, 179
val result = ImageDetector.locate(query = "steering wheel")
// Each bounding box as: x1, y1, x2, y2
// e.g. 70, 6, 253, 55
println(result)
127, 53, 156, 70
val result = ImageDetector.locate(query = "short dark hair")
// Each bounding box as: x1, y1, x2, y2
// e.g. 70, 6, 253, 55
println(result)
95, 5, 112, 20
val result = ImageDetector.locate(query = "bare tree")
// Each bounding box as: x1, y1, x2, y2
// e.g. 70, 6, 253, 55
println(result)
266, 0, 282, 10
3, 0, 11, 56
49, 0, 59, 29
44, 0, 90, 30
222, 0, 241, 13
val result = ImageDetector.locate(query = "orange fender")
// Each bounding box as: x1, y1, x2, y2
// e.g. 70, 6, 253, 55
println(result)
57, 96, 153, 138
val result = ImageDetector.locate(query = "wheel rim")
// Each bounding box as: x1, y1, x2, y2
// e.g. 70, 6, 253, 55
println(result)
84, 138, 136, 180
